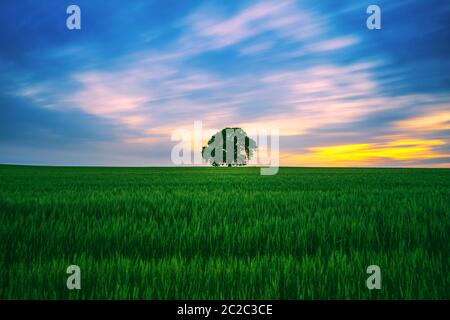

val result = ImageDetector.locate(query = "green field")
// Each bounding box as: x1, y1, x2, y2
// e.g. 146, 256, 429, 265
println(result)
0, 165, 448, 299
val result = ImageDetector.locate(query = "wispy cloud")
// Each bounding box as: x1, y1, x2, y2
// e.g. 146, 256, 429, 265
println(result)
182, 0, 323, 51
1, 0, 449, 166
284, 138, 449, 167
306, 36, 359, 53
393, 110, 450, 132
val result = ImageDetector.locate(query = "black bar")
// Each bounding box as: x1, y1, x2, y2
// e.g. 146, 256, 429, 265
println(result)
0, 300, 447, 318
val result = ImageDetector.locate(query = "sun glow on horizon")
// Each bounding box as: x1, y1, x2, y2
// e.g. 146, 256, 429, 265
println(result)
282, 138, 449, 167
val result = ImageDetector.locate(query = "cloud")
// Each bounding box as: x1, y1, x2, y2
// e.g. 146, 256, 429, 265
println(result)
239, 41, 273, 56
0, 93, 120, 148
181, 0, 323, 51
1, 0, 449, 167
237, 62, 382, 135
393, 109, 450, 132
284, 138, 449, 167
306, 36, 359, 53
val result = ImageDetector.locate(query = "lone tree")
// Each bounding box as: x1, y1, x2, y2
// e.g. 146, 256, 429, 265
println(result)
202, 127, 257, 167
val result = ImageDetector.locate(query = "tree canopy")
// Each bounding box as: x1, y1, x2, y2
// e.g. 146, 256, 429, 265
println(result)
202, 128, 257, 167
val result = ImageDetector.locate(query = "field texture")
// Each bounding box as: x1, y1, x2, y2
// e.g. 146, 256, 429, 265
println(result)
0, 165, 448, 299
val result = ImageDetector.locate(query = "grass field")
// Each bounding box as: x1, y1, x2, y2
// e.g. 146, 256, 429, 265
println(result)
0, 165, 448, 299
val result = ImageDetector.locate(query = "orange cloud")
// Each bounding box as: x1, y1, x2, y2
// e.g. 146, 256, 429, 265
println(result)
393, 111, 450, 131
283, 138, 449, 167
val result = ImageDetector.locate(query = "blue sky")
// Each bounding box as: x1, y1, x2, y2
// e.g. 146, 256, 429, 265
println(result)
0, 0, 449, 166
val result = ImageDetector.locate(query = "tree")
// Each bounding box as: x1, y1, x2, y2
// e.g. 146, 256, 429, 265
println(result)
202, 127, 257, 167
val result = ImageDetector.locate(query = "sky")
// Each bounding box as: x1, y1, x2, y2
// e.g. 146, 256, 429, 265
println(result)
0, 0, 449, 167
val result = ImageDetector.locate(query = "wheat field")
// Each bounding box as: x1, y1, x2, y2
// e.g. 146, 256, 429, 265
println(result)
0, 165, 448, 299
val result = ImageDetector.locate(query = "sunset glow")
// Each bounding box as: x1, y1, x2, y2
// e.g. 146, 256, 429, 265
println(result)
0, 0, 448, 167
